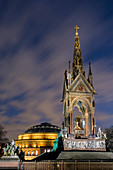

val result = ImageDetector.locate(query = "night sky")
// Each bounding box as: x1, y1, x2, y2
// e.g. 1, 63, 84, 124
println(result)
0, 0, 113, 140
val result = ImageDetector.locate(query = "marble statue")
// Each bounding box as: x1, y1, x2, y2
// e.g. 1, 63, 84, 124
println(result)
97, 127, 106, 139
3, 143, 10, 156
3, 139, 19, 156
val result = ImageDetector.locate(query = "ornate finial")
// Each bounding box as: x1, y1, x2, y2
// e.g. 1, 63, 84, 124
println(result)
88, 62, 93, 86
68, 60, 71, 73
89, 62, 92, 75
73, 25, 83, 76
74, 25, 79, 36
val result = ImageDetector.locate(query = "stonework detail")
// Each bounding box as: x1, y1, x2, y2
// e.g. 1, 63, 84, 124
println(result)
64, 139, 106, 150
86, 97, 91, 103
61, 26, 106, 151
62, 26, 95, 137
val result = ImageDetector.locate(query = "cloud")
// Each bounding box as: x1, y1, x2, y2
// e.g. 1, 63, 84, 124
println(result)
95, 111, 113, 130
93, 58, 113, 103
0, 1, 113, 140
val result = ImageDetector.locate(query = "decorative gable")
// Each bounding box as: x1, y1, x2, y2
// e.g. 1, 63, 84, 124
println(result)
68, 73, 95, 93
73, 82, 89, 93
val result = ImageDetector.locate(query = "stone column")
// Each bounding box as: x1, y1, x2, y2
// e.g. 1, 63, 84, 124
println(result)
67, 114, 70, 134
90, 113, 93, 134
93, 117, 96, 135
64, 116, 67, 128
85, 113, 88, 137
70, 112, 73, 134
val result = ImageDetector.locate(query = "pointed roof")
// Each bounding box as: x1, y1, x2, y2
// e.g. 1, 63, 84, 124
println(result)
89, 62, 92, 75
62, 70, 68, 101
73, 26, 84, 78
68, 73, 95, 93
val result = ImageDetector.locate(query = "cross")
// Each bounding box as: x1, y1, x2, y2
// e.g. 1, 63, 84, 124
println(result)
74, 25, 79, 36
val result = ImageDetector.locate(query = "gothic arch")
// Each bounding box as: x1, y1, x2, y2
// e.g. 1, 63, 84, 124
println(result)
72, 96, 91, 114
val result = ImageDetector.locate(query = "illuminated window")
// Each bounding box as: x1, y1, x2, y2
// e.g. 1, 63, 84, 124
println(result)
27, 151, 29, 155
31, 151, 33, 156
44, 149, 46, 153
47, 149, 50, 152
36, 150, 38, 155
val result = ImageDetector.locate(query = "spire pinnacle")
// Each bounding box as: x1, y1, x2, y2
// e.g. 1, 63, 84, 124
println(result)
74, 25, 80, 49
73, 25, 83, 78
88, 62, 93, 86
74, 25, 79, 37
89, 62, 92, 75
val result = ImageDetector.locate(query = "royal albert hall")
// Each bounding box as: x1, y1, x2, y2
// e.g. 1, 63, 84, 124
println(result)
15, 122, 61, 160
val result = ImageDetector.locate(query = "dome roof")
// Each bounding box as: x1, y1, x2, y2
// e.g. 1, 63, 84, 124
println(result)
25, 122, 61, 134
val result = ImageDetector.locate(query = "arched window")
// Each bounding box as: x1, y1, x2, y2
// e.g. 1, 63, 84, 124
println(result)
36, 150, 38, 155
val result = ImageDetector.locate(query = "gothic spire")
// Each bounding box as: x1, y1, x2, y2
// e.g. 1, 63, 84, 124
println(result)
88, 62, 93, 86
73, 25, 83, 78
89, 62, 92, 75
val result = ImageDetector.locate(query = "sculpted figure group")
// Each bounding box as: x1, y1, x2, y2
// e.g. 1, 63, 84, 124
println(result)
3, 139, 19, 156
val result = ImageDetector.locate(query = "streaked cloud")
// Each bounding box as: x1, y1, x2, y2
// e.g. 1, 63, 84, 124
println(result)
0, 1, 113, 140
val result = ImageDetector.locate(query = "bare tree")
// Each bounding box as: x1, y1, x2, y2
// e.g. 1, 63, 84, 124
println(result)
0, 125, 9, 144
104, 126, 113, 151
0, 125, 9, 157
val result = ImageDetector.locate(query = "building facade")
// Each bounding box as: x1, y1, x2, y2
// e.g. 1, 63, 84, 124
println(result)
15, 122, 61, 160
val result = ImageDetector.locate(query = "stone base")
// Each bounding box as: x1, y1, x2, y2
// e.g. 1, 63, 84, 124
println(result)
57, 151, 113, 160
0, 156, 20, 169
63, 137, 106, 151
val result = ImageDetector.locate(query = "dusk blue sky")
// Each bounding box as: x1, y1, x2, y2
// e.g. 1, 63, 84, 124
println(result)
0, 0, 113, 140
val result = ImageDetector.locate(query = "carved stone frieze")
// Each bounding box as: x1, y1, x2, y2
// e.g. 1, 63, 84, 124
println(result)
64, 138, 106, 150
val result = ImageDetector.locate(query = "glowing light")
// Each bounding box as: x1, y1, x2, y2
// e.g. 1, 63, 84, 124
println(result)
36, 150, 38, 155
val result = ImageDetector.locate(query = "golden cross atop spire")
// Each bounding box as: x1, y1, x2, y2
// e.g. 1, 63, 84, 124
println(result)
74, 25, 79, 36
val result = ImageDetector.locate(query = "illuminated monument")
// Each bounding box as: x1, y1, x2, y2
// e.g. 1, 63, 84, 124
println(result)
15, 26, 106, 161
62, 26, 106, 150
